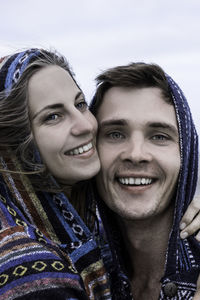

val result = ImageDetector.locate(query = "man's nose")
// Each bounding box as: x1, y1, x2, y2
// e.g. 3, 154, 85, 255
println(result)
120, 135, 152, 163
70, 111, 94, 136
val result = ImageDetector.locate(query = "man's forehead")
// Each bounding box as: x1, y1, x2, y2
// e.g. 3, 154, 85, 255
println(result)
96, 86, 177, 128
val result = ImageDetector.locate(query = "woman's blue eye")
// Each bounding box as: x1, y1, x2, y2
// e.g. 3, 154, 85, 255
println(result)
45, 114, 59, 121
76, 101, 88, 111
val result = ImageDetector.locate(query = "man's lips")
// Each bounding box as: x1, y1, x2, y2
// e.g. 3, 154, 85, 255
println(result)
64, 141, 93, 156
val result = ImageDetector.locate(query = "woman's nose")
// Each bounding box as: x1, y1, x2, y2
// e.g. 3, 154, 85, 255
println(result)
70, 111, 95, 136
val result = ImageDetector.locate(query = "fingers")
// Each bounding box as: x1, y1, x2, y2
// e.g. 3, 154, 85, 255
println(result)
180, 195, 200, 238
180, 212, 200, 240
180, 195, 200, 228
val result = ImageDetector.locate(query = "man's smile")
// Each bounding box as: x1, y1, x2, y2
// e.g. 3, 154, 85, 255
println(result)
117, 177, 153, 186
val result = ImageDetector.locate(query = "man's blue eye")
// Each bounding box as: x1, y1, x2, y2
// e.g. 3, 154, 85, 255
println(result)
152, 135, 168, 140
109, 132, 123, 139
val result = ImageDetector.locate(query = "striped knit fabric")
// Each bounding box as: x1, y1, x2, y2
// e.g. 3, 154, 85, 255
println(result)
0, 155, 111, 300
89, 72, 200, 299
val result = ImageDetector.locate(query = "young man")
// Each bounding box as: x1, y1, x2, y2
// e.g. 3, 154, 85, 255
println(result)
90, 63, 200, 299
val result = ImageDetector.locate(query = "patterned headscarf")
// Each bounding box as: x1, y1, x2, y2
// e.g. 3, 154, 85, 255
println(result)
166, 75, 198, 224
0, 49, 40, 93
165, 75, 199, 277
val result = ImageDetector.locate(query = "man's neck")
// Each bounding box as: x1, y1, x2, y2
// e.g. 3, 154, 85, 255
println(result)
117, 204, 174, 300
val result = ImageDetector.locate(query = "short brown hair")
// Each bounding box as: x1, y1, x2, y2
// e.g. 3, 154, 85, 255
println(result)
90, 62, 173, 116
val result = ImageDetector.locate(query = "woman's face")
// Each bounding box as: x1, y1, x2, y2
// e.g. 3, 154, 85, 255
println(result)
28, 65, 100, 185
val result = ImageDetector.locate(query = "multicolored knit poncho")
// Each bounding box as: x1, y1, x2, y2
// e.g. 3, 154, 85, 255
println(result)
0, 49, 111, 300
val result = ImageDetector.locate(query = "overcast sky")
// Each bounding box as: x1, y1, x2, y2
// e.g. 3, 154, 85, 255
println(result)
0, 0, 199, 136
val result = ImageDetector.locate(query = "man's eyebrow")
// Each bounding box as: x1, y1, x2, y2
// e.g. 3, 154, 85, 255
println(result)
99, 119, 128, 129
148, 122, 178, 135
99, 119, 178, 134
32, 91, 84, 120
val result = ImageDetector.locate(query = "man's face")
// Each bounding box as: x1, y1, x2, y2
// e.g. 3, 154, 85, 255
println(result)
96, 87, 181, 221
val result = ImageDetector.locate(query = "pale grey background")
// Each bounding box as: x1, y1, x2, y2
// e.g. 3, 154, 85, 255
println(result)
0, 0, 200, 190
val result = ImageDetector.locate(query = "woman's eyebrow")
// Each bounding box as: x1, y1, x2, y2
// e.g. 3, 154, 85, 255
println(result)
75, 91, 84, 100
32, 91, 84, 120
32, 103, 64, 120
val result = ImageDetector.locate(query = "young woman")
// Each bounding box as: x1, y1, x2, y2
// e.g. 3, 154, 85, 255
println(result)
0, 48, 198, 299
0, 48, 110, 300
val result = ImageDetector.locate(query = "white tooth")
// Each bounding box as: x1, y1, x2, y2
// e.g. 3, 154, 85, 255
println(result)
74, 149, 79, 155
135, 178, 141, 185
129, 178, 134, 185
120, 178, 123, 184
78, 147, 84, 154
83, 145, 89, 152
88, 142, 92, 149
69, 151, 74, 155
141, 178, 146, 185
125, 178, 129, 185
